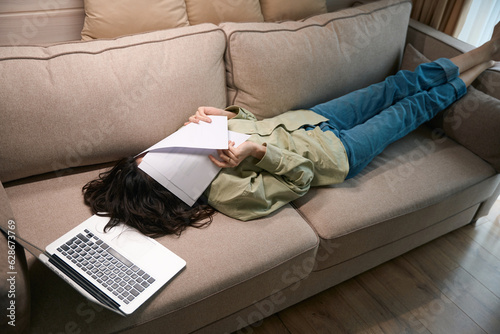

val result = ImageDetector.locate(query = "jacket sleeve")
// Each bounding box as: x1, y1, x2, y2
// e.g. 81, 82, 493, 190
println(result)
206, 142, 315, 221
225, 105, 258, 121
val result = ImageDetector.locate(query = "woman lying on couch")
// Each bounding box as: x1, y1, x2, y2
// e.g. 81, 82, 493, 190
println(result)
83, 24, 500, 237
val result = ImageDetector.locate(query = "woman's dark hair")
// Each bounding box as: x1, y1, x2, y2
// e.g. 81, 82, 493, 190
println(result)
82, 156, 216, 237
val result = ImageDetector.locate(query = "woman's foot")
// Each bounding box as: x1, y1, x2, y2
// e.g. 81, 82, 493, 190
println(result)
451, 22, 500, 73
488, 22, 500, 61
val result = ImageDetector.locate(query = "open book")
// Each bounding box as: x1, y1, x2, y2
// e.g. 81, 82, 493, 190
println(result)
137, 116, 250, 206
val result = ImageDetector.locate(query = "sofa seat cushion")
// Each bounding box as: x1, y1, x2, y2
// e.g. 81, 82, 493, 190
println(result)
4, 166, 318, 333
293, 126, 497, 271
0, 24, 227, 183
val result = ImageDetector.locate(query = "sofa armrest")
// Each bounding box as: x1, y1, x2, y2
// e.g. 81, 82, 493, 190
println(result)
406, 19, 474, 59
0, 182, 30, 333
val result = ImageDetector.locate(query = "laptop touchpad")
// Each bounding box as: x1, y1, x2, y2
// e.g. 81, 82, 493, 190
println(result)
111, 228, 156, 259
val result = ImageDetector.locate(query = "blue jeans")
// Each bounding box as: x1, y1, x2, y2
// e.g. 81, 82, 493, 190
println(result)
309, 58, 467, 179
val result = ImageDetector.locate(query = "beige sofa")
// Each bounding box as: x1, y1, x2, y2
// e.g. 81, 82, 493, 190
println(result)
1, 0, 500, 333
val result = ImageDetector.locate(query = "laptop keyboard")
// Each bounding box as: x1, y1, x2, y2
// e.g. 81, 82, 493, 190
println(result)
57, 229, 156, 305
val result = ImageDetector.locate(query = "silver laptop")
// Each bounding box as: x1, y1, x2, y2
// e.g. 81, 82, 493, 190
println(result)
4, 215, 186, 316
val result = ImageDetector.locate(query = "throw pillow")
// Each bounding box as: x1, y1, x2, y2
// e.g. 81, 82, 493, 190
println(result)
80, 0, 189, 40
260, 0, 327, 21
443, 87, 500, 172
400, 43, 431, 71
185, 0, 264, 25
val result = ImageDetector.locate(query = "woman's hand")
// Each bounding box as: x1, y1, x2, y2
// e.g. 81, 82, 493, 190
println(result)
209, 141, 266, 168
185, 107, 237, 125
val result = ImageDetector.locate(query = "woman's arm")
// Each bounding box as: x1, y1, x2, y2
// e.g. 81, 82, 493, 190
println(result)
206, 142, 315, 221
186, 106, 267, 168
184, 106, 237, 125
209, 140, 266, 168
195, 106, 316, 220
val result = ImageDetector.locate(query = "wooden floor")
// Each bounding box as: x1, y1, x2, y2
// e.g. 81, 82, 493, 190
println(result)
239, 197, 500, 334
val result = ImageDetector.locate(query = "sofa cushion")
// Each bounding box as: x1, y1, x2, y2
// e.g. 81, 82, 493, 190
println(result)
294, 126, 496, 271
260, 0, 327, 21
441, 87, 500, 172
4, 165, 318, 333
400, 42, 432, 71
80, 0, 189, 40
185, 0, 264, 25
222, 0, 412, 119
0, 24, 227, 183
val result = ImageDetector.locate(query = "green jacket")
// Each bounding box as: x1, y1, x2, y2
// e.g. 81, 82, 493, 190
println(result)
205, 106, 349, 221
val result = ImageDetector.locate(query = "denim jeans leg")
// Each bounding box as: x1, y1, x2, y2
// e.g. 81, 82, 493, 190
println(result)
341, 77, 467, 179
311, 58, 460, 131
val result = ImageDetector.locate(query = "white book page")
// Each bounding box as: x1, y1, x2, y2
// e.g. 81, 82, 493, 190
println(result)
138, 120, 250, 206
139, 116, 229, 154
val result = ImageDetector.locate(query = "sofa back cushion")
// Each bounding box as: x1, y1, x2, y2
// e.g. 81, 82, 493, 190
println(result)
222, 0, 412, 119
0, 24, 227, 183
